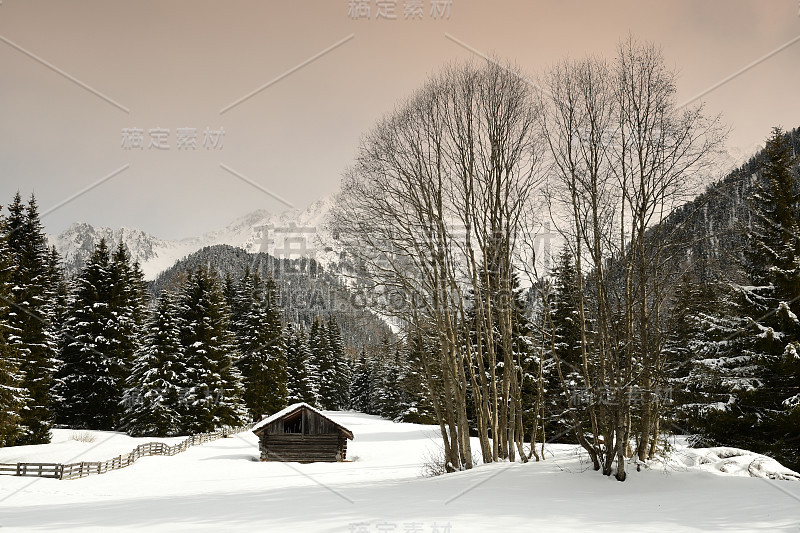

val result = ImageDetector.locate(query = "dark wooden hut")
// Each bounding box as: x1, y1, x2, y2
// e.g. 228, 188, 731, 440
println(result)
251, 403, 354, 462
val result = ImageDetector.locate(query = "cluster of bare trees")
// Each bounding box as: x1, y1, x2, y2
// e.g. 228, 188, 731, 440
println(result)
331, 37, 724, 480
538, 38, 725, 480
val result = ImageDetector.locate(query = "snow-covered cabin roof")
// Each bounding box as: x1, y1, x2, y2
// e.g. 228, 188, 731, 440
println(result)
251, 402, 354, 439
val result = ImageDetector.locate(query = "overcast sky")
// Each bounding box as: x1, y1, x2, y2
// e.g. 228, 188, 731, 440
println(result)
1, 0, 798, 240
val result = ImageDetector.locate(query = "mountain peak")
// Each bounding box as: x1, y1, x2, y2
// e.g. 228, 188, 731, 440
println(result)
49, 196, 336, 280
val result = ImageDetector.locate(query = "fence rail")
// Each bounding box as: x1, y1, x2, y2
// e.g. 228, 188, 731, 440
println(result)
0, 426, 249, 481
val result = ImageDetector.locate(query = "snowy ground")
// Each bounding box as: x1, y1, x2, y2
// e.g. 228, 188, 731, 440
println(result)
1, 412, 799, 532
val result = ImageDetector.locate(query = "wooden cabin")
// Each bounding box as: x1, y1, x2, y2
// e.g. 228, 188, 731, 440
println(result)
251, 403, 354, 462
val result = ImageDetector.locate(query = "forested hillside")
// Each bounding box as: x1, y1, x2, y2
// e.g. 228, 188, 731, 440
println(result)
659, 126, 800, 279
657, 127, 800, 470
150, 244, 393, 351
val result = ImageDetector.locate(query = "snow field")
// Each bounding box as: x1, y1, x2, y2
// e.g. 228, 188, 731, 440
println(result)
0, 412, 798, 532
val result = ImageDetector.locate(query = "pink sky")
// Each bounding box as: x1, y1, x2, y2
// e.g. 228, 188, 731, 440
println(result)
1, 0, 798, 239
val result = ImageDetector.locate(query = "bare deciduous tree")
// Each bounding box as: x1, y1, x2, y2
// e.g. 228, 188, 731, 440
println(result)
538, 37, 725, 480
331, 59, 545, 469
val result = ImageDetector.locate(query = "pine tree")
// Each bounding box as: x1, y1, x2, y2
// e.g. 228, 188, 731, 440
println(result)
222, 272, 239, 327
373, 348, 404, 420
664, 261, 722, 432
693, 128, 800, 469
6, 194, 56, 443
177, 266, 245, 433
122, 291, 185, 437
544, 249, 585, 442
398, 337, 437, 424
44, 246, 69, 357
110, 243, 148, 401
327, 316, 350, 409
505, 272, 536, 443
128, 261, 149, 332
747, 127, 800, 298
55, 239, 128, 429
285, 324, 315, 404
549, 250, 583, 372
349, 351, 374, 413
236, 272, 287, 419
0, 206, 29, 445
310, 318, 335, 408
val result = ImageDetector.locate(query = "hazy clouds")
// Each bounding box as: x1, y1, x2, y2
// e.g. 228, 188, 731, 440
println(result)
1, 0, 797, 239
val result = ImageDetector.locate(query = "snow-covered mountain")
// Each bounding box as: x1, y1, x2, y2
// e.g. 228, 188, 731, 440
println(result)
49, 196, 338, 280
713, 142, 763, 178
49, 141, 755, 282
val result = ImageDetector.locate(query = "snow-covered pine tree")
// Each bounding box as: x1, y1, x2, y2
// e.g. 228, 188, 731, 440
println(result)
262, 276, 288, 409
110, 242, 148, 398
544, 248, 585, 442
285, 324, 316, 405
678, 279, 753, 433
349, 350, 374, 413
663, 260, 723, 432
235, 271, 287, 420
128, 260, 149, 332
304, 321, 321, 406
43, 246, 69, 361
327, 316, 350, 409
177, 266, 246, 433
692, 128, 800, 469
747, 130, 800, 454
55, 239, 129, 429
397, 337, 437, 424
5, 194, 56, 444
310, 318, 336, 409
0, 206, 29, 445
121, 290, 185, 437
372, 348, 404, 420
505, 271, 537, 450
222, 272, 239, 328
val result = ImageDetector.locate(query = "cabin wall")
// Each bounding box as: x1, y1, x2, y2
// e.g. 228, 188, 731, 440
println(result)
259, 434, 348, 462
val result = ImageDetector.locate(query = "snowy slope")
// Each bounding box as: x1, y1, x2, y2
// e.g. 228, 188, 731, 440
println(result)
1, 413, 799, 532
48, 197, 338, 281
0, 429, 184, 464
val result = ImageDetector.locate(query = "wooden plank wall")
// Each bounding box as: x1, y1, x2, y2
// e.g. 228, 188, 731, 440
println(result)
259, 433, 348, 462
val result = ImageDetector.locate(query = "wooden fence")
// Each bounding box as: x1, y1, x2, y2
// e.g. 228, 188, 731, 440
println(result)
0, 426, 249, 481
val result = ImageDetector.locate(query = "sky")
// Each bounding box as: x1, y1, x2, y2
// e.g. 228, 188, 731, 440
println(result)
1, 0, 799, 240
